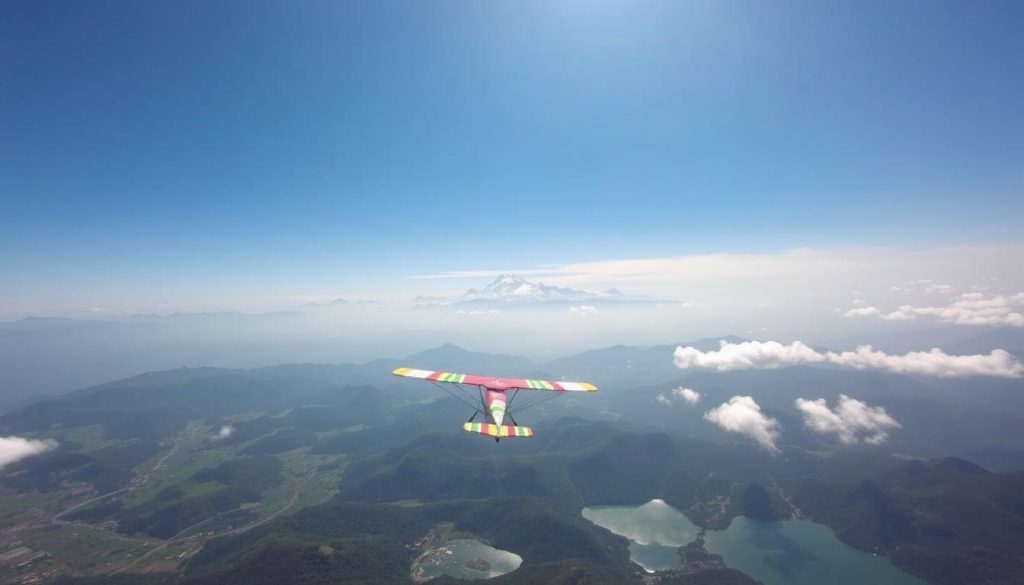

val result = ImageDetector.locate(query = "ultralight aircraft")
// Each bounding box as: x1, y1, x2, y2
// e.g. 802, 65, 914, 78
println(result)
392, 368, 598, 440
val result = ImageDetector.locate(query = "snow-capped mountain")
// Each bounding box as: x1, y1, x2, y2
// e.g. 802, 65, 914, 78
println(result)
459, 274, 623, 304
413, 274, 668, 307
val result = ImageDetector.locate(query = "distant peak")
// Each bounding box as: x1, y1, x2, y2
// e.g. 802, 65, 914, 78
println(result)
18, 316, 71, 322
304, 297, 349, 307
491, 273, 526, 286
410, 342, 470, 355
416, 273, 656, 307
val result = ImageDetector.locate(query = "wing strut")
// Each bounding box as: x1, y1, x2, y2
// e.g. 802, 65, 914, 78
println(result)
509, 389, 562, 415
429, 380, 480, 411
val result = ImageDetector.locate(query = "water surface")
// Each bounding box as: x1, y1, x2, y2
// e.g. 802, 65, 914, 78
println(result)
417, 538, 522, 581
582, 499, 700, 572
705, 517, 927, 585
582, 501, 928, 584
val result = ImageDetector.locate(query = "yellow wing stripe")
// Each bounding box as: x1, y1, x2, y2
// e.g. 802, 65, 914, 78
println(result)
463, 422, 534, 438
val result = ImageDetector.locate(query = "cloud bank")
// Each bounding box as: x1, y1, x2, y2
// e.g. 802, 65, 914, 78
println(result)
211, 425, 235, 441
656, 386, 701, 406
0, 436, 58, 469
568, 305, 599, 316
844, 292, 1024, 327
675, 340, 826, 370
795, 395, 900, 445
704, 396, 780, 452
674, 340, 1023, 378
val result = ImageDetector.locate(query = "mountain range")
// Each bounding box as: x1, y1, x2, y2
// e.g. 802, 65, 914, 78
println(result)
3, 364, 1022, 585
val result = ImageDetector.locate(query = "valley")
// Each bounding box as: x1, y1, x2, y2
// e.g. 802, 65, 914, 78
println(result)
0, 343, 1022, 584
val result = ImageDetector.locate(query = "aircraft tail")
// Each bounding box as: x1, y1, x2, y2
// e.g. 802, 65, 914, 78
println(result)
463, 422, 534, 438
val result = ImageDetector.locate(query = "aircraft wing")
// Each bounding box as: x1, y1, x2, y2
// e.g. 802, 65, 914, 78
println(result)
392, 368, 597, 392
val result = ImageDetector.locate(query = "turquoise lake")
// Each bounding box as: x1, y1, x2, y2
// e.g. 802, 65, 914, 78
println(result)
582, 500, 929, 584
417, 539, 522, 581
582, 499, 701, 572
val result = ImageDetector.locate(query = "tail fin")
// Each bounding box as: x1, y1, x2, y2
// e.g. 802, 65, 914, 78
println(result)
463, 422, 534, 438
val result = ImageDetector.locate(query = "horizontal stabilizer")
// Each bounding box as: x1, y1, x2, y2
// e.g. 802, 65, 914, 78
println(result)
463, 422, 534, 438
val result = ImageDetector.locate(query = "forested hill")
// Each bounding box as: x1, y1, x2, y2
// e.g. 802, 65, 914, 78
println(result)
50, 422, 1024, 585
2, 359, 1022, 585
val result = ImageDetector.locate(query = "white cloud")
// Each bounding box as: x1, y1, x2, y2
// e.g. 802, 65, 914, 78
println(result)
0, 436, 58, 469
211, 425, 235, 441
410, 268, 568, 280
674, 340, 826, 371
846, 292, 1024, 327
826, 346, 1024, 377
411, 244, 1024, 294
880, 308, 917, 321
795, 395, 900, 445
677, 387, 701, 404
843, 306, 881, 318
674, 340, 1024, 378
704, 396, 781, 452
569, 305, 599, 316
924, 283, 955, 295
656, 386, 701, 406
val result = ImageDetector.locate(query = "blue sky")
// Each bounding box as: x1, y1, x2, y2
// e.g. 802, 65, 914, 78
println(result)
2, 1, 1022, 314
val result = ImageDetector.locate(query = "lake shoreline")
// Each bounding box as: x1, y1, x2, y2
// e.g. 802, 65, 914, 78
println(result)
583, 500, 928, 585
410, 522, 521, 582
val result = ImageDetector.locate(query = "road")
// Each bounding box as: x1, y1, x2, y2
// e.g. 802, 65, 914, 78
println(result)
32, 425, 315, 576
43, 434, 189, 549
53, 433, 184, 523
113, 473, 310, 574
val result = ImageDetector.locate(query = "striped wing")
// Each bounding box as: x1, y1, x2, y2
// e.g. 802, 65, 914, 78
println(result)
392, 368, 597, 392
463, 422, 534, 438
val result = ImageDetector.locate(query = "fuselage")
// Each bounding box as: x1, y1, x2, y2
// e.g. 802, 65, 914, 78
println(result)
485, 389, 507, 427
